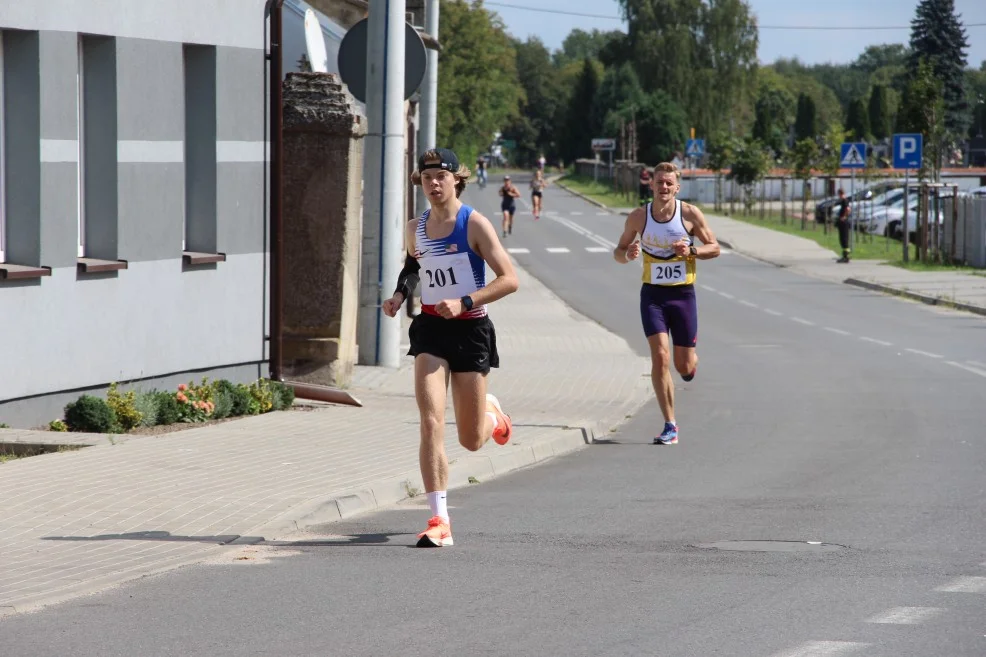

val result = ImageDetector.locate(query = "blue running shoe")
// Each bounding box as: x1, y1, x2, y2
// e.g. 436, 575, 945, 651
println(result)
654, 422, 678, 445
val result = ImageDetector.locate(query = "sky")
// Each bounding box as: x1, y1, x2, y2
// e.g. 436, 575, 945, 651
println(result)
486, 0, 986, 68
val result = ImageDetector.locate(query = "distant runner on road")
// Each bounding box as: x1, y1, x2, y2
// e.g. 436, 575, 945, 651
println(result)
613, 162, 721, 445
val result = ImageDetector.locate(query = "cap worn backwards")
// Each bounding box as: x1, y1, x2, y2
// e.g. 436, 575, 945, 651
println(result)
418, 147, 460, 173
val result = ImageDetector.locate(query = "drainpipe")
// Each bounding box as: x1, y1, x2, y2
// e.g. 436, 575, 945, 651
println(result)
265, 1, 361, 407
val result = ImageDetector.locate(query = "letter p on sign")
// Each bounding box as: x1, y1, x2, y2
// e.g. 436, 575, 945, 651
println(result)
893, 133, 923, 169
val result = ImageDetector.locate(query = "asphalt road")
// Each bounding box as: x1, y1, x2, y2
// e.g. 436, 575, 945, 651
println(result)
1, 174, 984, 657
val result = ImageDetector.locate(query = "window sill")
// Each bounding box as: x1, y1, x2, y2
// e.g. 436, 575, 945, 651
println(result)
0, 263, 52, 280
77, 258, 128, 273
183, 251, 226, 265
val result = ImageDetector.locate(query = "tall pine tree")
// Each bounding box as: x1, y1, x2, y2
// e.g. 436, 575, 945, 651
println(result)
846, 98, 870, 140
794, 93, 817, 141
907, 0, 970, 136
868, 85, 892, 141
559, 57, 601, 165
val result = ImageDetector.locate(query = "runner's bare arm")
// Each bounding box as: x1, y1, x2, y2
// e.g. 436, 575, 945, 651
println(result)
613, 209, 644, 264
682, 203, 721, 260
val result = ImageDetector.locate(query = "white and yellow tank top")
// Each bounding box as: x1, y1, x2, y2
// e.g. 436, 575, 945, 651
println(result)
640, 200, 696, 286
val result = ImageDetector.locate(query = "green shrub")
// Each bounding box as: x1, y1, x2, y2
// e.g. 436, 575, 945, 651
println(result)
248, 379, 274, 414
0, 423, 9, 428
65, 395, 117, 433
49, 419, 68, 432
106, 383, 143, 431
230, 383, 255, 416
133, 390, 160, 428
269, 381, 296, 411
210, 380, 237, 419
154, 391, 183, 425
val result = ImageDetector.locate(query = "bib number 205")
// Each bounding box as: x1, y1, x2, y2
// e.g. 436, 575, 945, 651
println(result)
650, 262, 686, 285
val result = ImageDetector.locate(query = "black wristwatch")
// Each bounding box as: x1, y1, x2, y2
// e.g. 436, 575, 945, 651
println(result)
460, 295, 474, 311
689, 245, 698, 257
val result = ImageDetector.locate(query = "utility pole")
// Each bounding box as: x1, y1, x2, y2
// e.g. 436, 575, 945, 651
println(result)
358, 0, 407, 367
415, 0, 439, 214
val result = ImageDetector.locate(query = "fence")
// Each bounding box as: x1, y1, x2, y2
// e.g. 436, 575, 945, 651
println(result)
943, 196, 986, 267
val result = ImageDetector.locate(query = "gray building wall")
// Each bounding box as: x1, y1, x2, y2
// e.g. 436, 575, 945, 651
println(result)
0, 1, 270, 427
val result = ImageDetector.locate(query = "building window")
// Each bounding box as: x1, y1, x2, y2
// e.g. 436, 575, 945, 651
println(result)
183, 44, 217, 255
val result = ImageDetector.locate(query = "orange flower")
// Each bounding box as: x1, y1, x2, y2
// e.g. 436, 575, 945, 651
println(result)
178, 383, 188, 392
177, 392, 188, 403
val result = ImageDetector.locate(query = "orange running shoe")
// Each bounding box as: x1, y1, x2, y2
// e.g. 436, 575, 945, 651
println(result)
416, 516, 453, 547
486, 393, 513, 445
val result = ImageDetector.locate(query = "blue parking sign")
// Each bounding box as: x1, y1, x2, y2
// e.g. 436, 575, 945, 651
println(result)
893, 133, 923, 169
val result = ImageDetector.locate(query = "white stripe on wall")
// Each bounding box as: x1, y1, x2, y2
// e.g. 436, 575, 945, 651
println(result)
117, 140, 184, 163
40, 139, 79, 163
216, 141, 268, 163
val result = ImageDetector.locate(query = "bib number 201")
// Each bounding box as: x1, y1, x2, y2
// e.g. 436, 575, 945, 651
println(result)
425, 266, 458, 288
650, 262, 686, 285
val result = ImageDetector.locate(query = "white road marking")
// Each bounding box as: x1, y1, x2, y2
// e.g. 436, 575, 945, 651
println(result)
570, 211, 583, 215
596, 211, 609, 215
506, 248, 530, 254
699, 284, 717, 292
769, 641, 868, 657
824, 327, 851, 336
585, 247, 609, 253
936, 576, 986, 593
905, 348, 943, 359
764, 309, 783, 316
720, 248, 732, 254
968, 360, 986, 369
791, 317, 815, 326
739, 300, 759, 308
859, 336, 892, 347
865, 607, 944, 624
945, 361, 986, 378
547, 215, 617, 249
545, 247, 570, 254
718, 292, 735, 299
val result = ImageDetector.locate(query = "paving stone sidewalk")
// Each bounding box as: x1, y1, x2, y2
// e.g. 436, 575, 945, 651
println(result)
0, 264, 651, 617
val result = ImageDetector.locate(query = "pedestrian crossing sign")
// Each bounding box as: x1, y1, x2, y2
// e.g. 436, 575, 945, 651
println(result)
840, 142, 867, 169
686, 138, 705, 157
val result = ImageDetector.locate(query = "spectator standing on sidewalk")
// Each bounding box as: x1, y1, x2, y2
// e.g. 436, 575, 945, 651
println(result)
836, 188, 852, 263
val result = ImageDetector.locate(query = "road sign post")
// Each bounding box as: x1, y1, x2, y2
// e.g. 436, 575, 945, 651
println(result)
591, 138, 616, 183
685, 139, 704, 199
893, 133, 923, 263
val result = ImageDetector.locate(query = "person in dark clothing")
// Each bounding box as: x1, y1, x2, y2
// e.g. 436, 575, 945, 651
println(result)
835, 188, 852, 263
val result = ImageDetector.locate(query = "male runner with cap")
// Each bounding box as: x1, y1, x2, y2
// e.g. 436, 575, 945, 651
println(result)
613, 162, 720, 445
382, 148, 518, 547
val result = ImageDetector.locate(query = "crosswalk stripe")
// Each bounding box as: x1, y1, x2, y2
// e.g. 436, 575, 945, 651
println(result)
585, 247, 609, 253
545, 247, 570, 253
506, 248, 530, 254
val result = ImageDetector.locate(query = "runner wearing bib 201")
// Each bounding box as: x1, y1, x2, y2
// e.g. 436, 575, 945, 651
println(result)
381, 147, 519, 549
613, 161, 721, 446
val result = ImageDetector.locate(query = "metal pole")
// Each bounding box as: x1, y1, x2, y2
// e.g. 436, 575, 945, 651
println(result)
902, 170, 910, 263
415, 0, 439, 213
267, 1, 284, 381
358, 0, 407, 367
849, 169, 855, 255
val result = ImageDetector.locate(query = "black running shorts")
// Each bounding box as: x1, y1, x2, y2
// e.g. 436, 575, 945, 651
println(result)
407, 313, 500, 373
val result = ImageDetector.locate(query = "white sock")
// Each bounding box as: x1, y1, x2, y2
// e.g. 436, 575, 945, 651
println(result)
486, 411, 499, 431
427, 491, 448, 521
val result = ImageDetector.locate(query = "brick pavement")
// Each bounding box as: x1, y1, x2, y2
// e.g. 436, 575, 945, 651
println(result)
0, 264, 651, 616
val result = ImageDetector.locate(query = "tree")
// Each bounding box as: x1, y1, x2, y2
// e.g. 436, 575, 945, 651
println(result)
791, 138, 819, 229
706, 132, 739, 211
727, 138, 771, 215
554, 28, 623, 66
558, 57, 602, 165
618, 0, 757, 137
845, 98, 870, 140
503, 37, 567, 166
752, 83, 795, 155
634, 90, 689, 166
853, 44, 910, 75
593, 62, 646, 136
908, 0, 970, 137
868, 85, 892, 141
794, 93, 817, 141
898, 58, 947, 180
436, 1, 523, 162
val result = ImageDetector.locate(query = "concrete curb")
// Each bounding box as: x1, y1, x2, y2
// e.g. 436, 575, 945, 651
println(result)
253, 423, 598, 539
843, 278, 986, 317
553, 179, 617, 211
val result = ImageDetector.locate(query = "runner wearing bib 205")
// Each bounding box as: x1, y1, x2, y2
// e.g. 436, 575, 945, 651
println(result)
613, 161, 720, 446
382, 148, 519, 548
